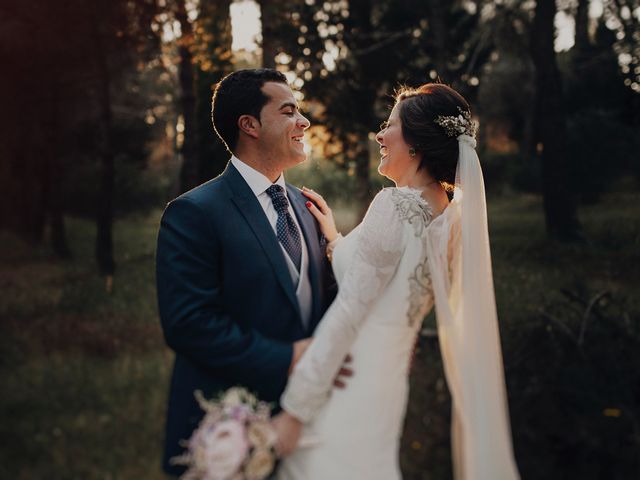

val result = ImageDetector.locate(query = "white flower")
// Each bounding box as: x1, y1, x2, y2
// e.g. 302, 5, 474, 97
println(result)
244, 448, 276, 480
222, 388, 245, 407
247, 421, 277, 449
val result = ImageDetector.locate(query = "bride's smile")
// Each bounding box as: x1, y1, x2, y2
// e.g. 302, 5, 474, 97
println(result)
375, 104, 416, 183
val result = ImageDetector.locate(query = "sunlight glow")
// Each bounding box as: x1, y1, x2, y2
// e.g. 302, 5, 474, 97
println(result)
555, 0, 604, 52
230, 0, 261, 52
555, 11, 575, 52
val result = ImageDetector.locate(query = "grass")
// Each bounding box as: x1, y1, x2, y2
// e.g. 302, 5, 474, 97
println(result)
0, 211, 171, 479
1, 187, 638, 479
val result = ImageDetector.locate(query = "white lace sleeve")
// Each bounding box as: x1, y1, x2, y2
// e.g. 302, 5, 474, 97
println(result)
281, 188, 405, 422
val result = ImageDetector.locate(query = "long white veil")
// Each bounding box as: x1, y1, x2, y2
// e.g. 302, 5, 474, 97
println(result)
425, 134, 520, 480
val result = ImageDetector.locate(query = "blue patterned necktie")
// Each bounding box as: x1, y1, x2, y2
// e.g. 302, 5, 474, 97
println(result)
266, 184, 302, 271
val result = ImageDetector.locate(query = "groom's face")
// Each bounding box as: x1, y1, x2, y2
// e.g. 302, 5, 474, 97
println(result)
257, 82, 310, 170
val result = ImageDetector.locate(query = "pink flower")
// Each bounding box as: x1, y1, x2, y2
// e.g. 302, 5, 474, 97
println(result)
228, 404, 251, 422
190, 418, 249, 480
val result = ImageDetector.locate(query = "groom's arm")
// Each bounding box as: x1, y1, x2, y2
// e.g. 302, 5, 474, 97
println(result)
156, 196, 292, 401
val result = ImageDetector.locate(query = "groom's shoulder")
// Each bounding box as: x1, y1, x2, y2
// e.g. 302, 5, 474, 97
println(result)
285, 182, 303, 198
160, 175, 231, 227
172, 174, 230, 209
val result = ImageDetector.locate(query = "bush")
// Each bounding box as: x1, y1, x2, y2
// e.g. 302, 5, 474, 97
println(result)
506, 287, 640, 480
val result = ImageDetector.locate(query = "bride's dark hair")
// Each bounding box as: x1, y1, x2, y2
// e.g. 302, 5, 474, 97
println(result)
395, 83, 471, 189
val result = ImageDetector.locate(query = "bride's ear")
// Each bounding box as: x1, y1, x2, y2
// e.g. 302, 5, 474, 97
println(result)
238, 115, 260, 139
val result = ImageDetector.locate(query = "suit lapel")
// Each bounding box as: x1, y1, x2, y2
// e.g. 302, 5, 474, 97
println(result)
223, 164, 301, 319
287, 184, 323, 333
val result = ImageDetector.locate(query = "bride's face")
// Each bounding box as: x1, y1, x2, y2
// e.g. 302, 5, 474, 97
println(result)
375, 103, 417, 182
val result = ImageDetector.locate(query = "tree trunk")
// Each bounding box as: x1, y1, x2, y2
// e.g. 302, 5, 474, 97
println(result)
521, 94, 537, 167
194, 0, 234, 183
177, 0, 200, 193
33, 128, 47, 244
46, 78, 71, 258
258, 0, 278, 68
92, 13, 116, 277
530, 0, 582, 241
349, 0, 376, 217
23, 118, 46, 244
574, 0, 590, 52
96, 72, 116, 276
426, 0, 450, 81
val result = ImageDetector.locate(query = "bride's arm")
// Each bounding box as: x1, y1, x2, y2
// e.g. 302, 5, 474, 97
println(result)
281, 188, 405, 422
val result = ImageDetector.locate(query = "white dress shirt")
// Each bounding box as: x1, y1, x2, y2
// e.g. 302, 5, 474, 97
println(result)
231, 156, 313, 329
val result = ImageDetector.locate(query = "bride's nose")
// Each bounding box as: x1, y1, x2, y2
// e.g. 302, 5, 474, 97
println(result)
375, 129, 384, 145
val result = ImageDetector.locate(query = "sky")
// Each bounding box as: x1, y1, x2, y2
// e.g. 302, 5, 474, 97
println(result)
230, 0, 261, 52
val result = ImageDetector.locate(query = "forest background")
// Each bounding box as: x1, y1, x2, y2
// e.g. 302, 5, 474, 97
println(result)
1, 0, 639, 478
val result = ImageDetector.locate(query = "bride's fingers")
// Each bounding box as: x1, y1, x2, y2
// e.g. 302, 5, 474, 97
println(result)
305, 201, 325, 222
333, 365, 354, 389
301, 188, 322, 205
302, 188, 330, 213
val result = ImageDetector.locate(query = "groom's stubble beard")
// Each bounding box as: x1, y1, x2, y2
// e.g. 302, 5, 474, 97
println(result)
255, 116, 308, 177
259, 138, 307, 176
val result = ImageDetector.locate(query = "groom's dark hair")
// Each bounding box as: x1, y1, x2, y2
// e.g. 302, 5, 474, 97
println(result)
211, 68, 289, 152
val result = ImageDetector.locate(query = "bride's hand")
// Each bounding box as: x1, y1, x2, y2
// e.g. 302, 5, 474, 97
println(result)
271, 411, 303, 457
302, 187, 339, 242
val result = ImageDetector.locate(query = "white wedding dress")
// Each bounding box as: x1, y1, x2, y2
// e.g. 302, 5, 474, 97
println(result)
278, 186, 437, 480
278, 134, 521, 480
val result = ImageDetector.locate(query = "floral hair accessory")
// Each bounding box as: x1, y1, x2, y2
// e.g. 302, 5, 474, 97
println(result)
434, 107, 476, 139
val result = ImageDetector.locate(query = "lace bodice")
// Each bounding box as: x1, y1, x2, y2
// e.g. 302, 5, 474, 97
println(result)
281, 187, 436, 422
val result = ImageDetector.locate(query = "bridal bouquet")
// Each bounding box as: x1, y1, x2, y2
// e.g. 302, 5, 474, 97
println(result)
172, 387, 278, 480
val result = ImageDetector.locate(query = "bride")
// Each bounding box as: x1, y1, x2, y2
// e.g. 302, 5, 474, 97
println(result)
271, 83, 521, 480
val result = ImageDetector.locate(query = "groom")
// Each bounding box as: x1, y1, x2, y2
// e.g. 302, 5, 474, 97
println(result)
156, 69, 337, 476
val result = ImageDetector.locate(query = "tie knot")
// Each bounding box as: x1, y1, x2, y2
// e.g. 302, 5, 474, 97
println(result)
266, 184, 289, 213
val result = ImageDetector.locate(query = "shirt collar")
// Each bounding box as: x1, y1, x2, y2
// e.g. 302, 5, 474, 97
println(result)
231, 155, 287, 197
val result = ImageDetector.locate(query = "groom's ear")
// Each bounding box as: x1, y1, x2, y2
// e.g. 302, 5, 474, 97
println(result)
238, 115, 260, 139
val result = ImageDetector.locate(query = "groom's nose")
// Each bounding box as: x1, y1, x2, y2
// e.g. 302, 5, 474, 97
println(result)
297, 112, 310, 130
375, 130, 383, 144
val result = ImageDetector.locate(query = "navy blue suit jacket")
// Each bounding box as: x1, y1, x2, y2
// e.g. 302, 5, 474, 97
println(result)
156, 163, 335, 475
